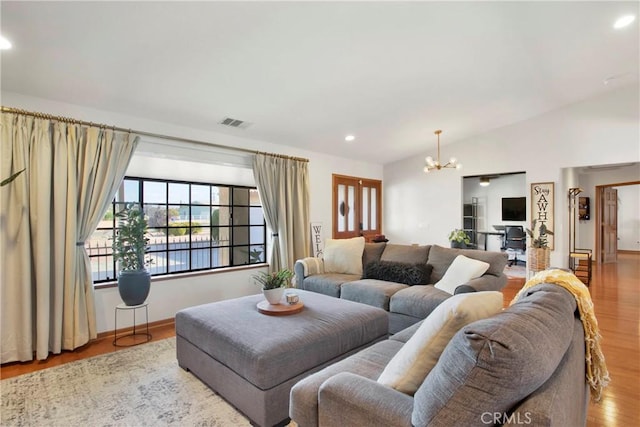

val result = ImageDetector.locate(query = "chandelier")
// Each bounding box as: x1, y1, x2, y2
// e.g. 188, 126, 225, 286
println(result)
423, 130, 461, 173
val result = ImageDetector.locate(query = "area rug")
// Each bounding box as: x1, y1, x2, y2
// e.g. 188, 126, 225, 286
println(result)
504, 263, 526, 278
1, 338, 251, 426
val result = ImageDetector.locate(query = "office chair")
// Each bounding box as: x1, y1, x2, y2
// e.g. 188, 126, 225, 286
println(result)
504, 225, 526, 266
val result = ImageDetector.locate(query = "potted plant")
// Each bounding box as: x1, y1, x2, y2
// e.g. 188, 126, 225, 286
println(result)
112, 203, 152, 306
448, 228, 471, 249
525, 219, 554, 272
253, 269, 294, 305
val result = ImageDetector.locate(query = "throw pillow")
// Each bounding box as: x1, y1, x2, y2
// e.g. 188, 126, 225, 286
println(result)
323, 236, 366, 276
377, 291, 503, 395
434, 255, 490, 295
363, 261, 432, 285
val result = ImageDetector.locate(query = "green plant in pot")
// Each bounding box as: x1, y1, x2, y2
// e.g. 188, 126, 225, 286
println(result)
448, 228, 471, 249
253, 269, 293, 305
525, 219, 554, 271
525, 219, 553, 249
112, 203, 152, 306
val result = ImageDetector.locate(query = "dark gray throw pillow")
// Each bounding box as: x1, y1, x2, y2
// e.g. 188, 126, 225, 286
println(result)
364, 261, 432, 285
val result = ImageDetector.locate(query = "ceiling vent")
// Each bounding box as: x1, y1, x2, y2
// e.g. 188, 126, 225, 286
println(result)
219, 117, 251, 129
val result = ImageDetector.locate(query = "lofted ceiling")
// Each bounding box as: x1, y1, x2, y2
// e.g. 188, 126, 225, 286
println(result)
1, 1, 638, 165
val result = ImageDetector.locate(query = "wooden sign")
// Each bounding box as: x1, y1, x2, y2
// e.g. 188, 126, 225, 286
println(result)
530, 182, 554, 250
311, 222, 324, 257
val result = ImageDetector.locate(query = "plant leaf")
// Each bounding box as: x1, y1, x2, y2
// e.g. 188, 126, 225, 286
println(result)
0, 168, 26, 187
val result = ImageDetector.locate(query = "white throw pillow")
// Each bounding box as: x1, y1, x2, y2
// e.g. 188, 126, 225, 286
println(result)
323, 237, 365, 275
434, 254, 490, 295
377, 291, 503, 395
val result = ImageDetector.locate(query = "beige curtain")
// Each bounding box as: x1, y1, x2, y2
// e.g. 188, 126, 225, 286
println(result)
0, 113, 138, 363
252, 154, 310, 271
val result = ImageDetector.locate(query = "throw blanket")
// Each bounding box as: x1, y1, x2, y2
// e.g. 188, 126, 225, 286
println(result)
511, 269, 610, 402
301, 257, 324, 277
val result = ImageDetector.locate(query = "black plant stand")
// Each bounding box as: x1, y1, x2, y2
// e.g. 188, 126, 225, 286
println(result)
113, 302, 152, 346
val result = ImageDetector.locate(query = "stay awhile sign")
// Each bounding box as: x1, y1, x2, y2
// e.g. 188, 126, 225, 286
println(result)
530, 182, 554, 250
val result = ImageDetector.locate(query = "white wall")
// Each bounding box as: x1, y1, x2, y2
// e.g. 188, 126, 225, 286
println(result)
2, 91, 383, 333
384, 84, 640, 269
616, 184, 640, 251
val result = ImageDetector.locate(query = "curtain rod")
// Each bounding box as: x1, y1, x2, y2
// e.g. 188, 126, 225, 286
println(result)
1, 106, 309, 163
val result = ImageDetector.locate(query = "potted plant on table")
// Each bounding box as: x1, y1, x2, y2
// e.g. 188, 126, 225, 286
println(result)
253, 269, 294, 305
112, 203, 152, 306
525, 219, 554, 272
448, 228, 471, 249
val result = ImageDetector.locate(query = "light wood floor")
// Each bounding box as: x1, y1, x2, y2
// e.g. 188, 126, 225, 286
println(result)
501, 252, 640, 427
2, 253, 638, 426
0, 320, 176, 379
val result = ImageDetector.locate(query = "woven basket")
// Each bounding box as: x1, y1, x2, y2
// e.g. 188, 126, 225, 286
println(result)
528, 247, 550, 272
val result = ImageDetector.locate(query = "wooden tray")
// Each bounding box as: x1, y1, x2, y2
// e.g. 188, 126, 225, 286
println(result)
257, 300, 304, 316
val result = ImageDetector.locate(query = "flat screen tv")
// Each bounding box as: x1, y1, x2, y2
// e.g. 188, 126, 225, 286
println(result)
502, 197, 526, 221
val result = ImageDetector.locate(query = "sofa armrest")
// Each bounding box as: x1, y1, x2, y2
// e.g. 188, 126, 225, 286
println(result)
454, 284, 477, 294
318, 372, 413, 427
294, 257, 324, 287
461, 273, 508, 292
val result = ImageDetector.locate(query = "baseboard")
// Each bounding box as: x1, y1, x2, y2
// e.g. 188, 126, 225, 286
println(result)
97, 317, 175, 339
618, 250, 640, 254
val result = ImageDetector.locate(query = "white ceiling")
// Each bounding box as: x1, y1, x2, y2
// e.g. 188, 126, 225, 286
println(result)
1, 1, 638, 165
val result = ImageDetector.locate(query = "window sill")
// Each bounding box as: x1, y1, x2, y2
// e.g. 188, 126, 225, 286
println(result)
94, 263, 268, 290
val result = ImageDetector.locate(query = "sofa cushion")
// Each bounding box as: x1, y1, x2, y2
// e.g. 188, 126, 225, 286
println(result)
363, 261, 432, 286
363, 242, 387, 267
427, 245, 507, 282
378, 291, 503, 395
434, 255, 490, 294
302, 273, 360, 298
323, 237, 365, 275
290, 339, 404, 427
381, 244, 430, 264
389, 286, 451, 319
389, 320, 423, 344
412, 284, 577, 427
341, 279, 408, 310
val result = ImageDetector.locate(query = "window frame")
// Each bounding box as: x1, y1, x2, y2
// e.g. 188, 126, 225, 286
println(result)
88, 176, 266, 284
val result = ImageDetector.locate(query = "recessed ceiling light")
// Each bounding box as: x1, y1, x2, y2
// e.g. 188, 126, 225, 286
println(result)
345, 135, 355, 142
614, 15, 635, 29
0, 35, 12, 50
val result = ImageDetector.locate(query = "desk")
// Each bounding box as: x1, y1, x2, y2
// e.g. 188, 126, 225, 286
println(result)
477, 231, 505, 251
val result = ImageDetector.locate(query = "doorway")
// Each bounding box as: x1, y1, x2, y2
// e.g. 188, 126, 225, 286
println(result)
332, 174, 382, 241
594, 181, 640, 263
462, 172, 526, 252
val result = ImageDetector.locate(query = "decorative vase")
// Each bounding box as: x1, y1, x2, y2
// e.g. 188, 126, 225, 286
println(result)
528, 247, 550, 273
263, 287, 285, 305
451, 241, 467, 249
117, 269, 151, 306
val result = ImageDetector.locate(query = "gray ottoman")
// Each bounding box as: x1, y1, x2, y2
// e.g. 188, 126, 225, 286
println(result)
175, 289, 388, 427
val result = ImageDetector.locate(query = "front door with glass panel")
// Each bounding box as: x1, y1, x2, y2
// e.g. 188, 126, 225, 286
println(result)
332, 174, 382, 241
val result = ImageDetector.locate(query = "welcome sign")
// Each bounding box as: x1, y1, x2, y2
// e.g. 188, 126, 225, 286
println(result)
311, 222, 324, 257
530, 182, 555, 250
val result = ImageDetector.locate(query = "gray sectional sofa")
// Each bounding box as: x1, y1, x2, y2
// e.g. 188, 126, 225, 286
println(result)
295, 243, 508, 333
290, 284, 589, 426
